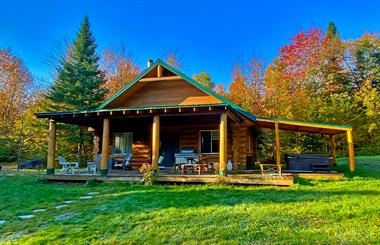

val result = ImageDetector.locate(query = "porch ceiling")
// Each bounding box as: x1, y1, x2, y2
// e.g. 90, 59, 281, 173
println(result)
255, 118, 351, 135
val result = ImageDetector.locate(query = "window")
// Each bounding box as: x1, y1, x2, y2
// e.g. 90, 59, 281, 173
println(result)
200, 130, 219, 153
248, 134, 254, 152
112, 133, 133, 154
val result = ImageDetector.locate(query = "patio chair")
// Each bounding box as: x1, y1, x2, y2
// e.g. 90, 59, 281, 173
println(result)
58, 156, 79, 175
255, 161, 282, 176
113, 153, 132, 170
87, 154, 101, 175
193, 156, 210, 175
158, 156, 165, 169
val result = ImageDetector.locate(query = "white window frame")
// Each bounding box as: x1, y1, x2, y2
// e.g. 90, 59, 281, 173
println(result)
199, 130, 219, 154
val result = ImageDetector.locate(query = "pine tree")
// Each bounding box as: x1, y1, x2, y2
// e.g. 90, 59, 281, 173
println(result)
327, 21, 338, 40
48, 16, 106, 165
50, 16, 106, 110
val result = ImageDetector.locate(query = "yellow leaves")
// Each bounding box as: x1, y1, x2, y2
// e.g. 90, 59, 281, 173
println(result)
355, 80, 379, 117
0, 49, 33, 135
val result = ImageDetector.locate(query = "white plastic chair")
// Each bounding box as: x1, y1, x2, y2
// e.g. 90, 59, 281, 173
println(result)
58, 156, 79, 175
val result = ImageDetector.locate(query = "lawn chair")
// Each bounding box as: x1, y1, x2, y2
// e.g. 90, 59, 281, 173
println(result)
113, 153, 132, 170
58, 156, 79, 175
87, 154, 101, 175
158, 156, 165, 170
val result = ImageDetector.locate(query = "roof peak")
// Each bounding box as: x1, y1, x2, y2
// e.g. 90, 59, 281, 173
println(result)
96, 59, 256, 121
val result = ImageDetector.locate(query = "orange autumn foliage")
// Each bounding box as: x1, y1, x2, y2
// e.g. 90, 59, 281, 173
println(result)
101, 46, 140, 99
0, 49, 33, 134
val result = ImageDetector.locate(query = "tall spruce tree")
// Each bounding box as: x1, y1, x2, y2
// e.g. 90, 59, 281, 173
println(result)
327, 21, 338, 40
48, 16, 106, 164
50, 16, 106, 110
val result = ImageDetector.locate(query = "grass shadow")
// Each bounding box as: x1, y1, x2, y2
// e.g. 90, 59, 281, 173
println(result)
293, 177, 315, 186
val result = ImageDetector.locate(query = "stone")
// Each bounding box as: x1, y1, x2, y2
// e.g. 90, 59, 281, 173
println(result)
33, 209, 47, 213
79, 196, 93, 199
18, 214, 34, 219
55, 204, 68, 209
55, 212, 75, 221
63, 200, 76, 204
87, 192, 100, 195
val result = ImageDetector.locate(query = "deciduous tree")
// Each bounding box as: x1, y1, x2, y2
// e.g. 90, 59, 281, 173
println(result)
101, 44, 140, 99
193, 71, 215, 90
0, 48, 33, 162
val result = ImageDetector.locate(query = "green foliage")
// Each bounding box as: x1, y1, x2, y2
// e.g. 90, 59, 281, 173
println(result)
46, 16, 107, 165
49, 16, 106, 111
0, 156, 379, 243
193, 71, 215, 90
326, 21, 338, 40
0, 137, 16, 162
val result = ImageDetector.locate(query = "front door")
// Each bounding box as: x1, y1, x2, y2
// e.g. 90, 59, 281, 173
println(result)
160, 133, 179, 167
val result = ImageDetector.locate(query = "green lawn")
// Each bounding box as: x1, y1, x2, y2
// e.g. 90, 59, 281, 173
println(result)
0, 156, 379, 244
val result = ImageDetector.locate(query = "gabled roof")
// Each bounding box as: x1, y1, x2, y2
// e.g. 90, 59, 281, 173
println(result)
97, 59, 256, 121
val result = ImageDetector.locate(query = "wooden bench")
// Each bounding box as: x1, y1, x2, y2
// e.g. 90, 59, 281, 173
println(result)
255, 162, 282, 175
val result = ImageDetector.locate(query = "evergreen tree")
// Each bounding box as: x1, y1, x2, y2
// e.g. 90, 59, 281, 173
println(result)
327, 21, 338, 40
48, 16, 105, 164
50, 16, 106, 110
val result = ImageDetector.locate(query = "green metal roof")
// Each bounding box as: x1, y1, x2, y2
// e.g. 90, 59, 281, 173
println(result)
96, 59, 256, 121
256, 117, 352, 130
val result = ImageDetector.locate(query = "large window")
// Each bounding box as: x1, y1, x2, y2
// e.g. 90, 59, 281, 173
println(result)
200, 130, 219, 153
112, 133, 133, 154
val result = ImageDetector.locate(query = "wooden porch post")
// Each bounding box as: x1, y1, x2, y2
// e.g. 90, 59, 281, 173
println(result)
346, 129, 355, 172
157, 64, 162, 78
152, 115, 160, 172
100, 118, 110, 176
47, 119, 56, 175
330, 135, 337, 166
275, 121, 281, 167
219, 112, 227, 176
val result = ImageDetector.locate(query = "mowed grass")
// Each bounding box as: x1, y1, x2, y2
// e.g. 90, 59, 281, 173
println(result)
0, 156, 379, 244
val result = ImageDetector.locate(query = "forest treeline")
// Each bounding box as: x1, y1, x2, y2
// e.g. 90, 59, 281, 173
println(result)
0, 17, 378, 165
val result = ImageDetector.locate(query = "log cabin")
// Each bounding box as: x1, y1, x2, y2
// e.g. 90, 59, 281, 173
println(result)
36, 59, 355, 178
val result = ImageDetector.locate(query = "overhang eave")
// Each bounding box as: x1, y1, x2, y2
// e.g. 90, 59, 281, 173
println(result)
255, 117, 351, 135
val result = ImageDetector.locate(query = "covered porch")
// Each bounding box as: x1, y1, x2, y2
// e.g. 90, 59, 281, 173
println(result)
253, 117, 355, 172
38, 104, 254, 178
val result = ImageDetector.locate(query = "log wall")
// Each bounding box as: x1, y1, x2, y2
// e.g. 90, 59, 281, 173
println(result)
101, 116, 257, 169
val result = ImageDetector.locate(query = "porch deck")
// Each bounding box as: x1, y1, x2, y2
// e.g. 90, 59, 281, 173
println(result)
46, 174, 293, 186
45, 167, 342, 186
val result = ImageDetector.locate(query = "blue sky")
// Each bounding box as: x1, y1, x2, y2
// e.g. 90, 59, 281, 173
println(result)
1, 0, 380, 86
